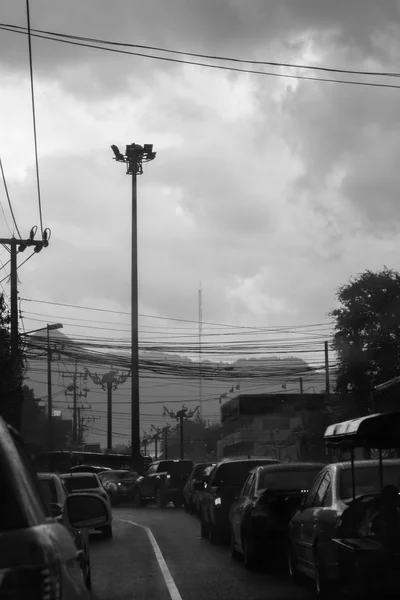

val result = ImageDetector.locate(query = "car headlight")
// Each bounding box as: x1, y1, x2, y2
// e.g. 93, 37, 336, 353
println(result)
167, 474, 171, 479
117, 482, 122, 486
214, 497, 222, 506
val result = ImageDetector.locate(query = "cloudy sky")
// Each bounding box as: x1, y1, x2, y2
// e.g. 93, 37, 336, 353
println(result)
2, 1, 400, 444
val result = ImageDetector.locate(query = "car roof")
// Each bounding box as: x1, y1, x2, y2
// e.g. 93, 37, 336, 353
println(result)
216, 457, 279, 466
61, 472, 98, 478
255, 462, 326, 473
37, 472, 60, 480
330, 459, 400, 471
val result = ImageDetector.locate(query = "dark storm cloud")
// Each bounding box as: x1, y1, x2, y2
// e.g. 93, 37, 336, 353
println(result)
3, 0, 400, 99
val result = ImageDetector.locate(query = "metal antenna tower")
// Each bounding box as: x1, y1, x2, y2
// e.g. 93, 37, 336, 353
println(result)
198, 282, 203, 418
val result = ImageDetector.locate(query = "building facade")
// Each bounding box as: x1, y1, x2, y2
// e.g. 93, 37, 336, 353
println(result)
218, 393, 332, 462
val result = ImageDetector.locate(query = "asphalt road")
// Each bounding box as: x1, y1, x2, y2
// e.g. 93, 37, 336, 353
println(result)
89, 504, 315, 600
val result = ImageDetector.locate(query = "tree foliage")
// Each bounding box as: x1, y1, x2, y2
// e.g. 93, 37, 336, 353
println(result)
159, 418, 221, 460
331, 268, 400, 404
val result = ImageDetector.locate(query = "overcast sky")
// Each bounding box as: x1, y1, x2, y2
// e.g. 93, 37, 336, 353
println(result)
2, 0, 400, 332
2, 1, 400, 445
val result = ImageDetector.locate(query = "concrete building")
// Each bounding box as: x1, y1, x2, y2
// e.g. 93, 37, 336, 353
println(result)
218, 393, 332, 462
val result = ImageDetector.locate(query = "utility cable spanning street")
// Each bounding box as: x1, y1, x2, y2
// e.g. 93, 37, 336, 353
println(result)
89, 506, 312, 600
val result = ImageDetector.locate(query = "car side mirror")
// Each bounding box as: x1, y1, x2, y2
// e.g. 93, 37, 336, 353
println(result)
65, 492, 109, 529
194, 481, 205, 492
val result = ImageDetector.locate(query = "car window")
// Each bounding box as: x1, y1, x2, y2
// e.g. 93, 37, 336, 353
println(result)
339, 464, 400, 500
100, 472, 118, 482
39, 479, 57, 505
212, 461, 274, 487
312, 472, 332, 507
62, 475, 98, 492
257, 468, 324, 492
304, 472, 326, 509
145, 464, 157, 475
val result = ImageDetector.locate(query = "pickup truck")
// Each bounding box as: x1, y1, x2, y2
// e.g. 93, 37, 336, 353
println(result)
133, 459, 193, 508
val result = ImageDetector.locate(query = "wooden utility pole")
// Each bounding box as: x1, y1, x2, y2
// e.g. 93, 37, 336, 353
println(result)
0, 232, 49, 430
324, 341, 330, 397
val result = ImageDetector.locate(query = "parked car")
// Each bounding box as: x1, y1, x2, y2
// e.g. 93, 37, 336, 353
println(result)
38, 472, 93, 587
198, 457, 281, 544
61, 472, 113, 537
183, 463, 213, 513
98, 470, 139, 505
288, 459, 400, 596
133, 459, 194, 508
229, 462, 325, 569
0, 415, 109, 599
69, 465, 112, 474
193, 464, 215, 515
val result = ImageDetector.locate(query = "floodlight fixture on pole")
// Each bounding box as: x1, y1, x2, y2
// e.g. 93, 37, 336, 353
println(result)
111, 141, 156, 469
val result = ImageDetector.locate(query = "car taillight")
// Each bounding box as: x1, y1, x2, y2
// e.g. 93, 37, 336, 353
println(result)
0, 561, 62, 600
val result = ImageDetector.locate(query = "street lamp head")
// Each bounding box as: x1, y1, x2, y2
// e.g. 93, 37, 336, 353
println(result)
111, 144, 125, 161
48, 323, 63, 331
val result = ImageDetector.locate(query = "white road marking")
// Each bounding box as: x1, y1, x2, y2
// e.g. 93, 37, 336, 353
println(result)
118, 519, 183, 600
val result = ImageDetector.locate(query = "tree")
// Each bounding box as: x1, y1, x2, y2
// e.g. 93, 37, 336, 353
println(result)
20, 384, 47, 452
331, 268, 400, 408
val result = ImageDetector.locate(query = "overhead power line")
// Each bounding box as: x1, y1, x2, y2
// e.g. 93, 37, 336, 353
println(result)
0, 157, 22, 238
25, 1, 44, 237
1, 23, 400, 91
3, 23, 400, 79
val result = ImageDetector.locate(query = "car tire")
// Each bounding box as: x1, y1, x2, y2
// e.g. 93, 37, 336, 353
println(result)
173, 499, 183, 508
200, 520, 209, 539
102, 525, 113, 539
243, 532, 258, 570
133, 488, 142, 508
156, 488, 167, 508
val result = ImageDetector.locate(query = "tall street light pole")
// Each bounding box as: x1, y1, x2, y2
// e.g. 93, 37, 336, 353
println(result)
111, 143, 156, 469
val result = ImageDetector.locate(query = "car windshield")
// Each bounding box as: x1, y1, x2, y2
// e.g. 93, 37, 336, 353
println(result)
118, 471, 137, 480
340, 464, 400, 500
63, 476, 98, 492
213, 461, 275, 487
192, 464, 210, 479
257, 468, 322, 492
39, 479, 57, 505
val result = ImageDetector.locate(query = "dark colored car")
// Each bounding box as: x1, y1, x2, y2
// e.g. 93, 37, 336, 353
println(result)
229, 462, 326, 569
183, 463, 213, 514
0, 415, 109, 599
288, 459, 400, 597
98, 470, 139, 505
199, 457, 281, 543
69, 465, 112, 474
38, 472, 92, 587
133, 459, 194, 508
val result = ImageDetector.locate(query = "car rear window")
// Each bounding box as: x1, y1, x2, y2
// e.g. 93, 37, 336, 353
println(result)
340, 464, 400, 500
158, 461, 193, 475
63, 476, 98, 492
213, 461, 276, 487
39, 479, 57, 505
258, 468, 322, 492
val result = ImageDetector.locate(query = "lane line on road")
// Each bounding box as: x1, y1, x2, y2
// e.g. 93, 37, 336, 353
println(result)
117, 519, 183, 600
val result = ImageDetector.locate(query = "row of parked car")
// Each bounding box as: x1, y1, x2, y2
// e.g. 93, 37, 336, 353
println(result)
178, 453, 400, 597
